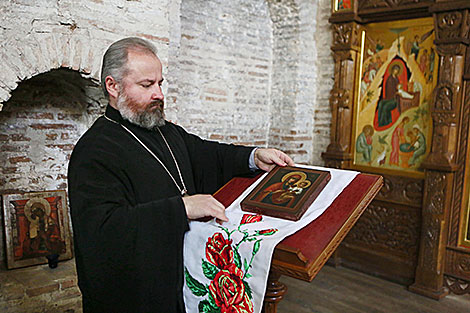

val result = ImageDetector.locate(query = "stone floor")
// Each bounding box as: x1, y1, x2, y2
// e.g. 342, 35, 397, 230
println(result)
0, 259, 81, 313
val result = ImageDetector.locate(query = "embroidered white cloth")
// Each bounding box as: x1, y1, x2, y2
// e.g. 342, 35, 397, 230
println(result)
183, 165, 358, 313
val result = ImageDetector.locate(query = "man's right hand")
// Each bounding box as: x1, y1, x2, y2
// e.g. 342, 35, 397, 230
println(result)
182, 194, 228, 223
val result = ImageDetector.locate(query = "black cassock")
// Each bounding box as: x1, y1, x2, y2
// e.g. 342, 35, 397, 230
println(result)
68, 106, 253, 312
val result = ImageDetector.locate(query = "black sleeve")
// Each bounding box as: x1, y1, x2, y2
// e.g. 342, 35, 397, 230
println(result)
174, 126, 254, 194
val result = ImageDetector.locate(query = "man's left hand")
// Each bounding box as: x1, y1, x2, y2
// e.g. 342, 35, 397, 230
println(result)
254, 148, 295, 172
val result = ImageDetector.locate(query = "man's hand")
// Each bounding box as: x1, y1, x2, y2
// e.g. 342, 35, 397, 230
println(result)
182, 194, 228, 223
254, 148, 295, 172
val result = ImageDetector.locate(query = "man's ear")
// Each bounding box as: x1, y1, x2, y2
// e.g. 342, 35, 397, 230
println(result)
105, 75, 120, 99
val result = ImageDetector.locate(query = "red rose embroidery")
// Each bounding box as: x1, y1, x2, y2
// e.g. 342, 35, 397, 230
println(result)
240, 214, 262, 225
257, 228, 278, 236
209, 264, 254, 313
206, 232, 234, 269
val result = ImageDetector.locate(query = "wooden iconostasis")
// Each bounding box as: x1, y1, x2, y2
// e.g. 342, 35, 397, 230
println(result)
324, 0, 470, 298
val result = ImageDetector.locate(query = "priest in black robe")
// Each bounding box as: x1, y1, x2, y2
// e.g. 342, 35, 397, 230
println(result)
68, 37, 293, 313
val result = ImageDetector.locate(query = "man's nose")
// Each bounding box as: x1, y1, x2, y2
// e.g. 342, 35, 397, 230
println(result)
152, 85, 164, 100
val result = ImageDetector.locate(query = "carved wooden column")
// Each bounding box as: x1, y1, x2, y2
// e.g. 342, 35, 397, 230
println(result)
444, 29, 470, 297
322, 21, 361, 169
409, 1, 470, 299
262, 270, 287, 313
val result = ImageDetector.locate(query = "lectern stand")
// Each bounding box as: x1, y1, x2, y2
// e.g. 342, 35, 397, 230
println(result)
214, 173, 383, 313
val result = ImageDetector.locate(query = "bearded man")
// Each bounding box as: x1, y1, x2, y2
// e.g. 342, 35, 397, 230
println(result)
68, 37, 294, 313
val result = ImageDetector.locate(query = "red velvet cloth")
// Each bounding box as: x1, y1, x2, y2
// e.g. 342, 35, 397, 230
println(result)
214, 174, 379, 262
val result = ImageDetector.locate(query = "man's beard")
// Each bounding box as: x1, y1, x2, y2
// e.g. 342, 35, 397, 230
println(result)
116, 92, 165, 129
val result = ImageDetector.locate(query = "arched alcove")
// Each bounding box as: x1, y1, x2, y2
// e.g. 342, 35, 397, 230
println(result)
0, 33, 105, 108
0, 68, 105, 267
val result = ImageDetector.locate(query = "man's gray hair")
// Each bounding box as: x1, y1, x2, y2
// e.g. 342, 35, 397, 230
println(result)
100, 37, 158, 97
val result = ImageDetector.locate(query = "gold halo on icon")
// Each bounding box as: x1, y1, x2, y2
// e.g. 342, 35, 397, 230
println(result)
297, 180, 312, 188
281, 171, 307, 183
388, 60, 403, 76
24, 198, 51, 223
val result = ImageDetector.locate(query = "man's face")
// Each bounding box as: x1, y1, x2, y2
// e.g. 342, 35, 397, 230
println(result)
117, 50, 165, 129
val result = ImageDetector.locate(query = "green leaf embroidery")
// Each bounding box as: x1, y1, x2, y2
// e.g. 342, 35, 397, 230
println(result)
253, 239, 261, 255
202, 259, 219, 280
245, 272, 252, 278
185, 267, 208, 297
243, 258, 249, 272
233, 247, 242, 269
208, 292, 218, 309
243, 280, 253, 300
198, 300, 220, 313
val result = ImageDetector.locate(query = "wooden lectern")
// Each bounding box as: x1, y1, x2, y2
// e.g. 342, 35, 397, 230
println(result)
214, 172, 383, 313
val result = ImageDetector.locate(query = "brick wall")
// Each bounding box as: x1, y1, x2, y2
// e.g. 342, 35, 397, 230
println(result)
0, 0, 334, 275
268, 0, 313, 163
266, 0, 334, 165
167, 0, 273, 147
312, 0, 334, 165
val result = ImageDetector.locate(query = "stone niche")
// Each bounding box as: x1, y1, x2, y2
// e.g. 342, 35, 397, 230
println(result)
0, 68, 105, 312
